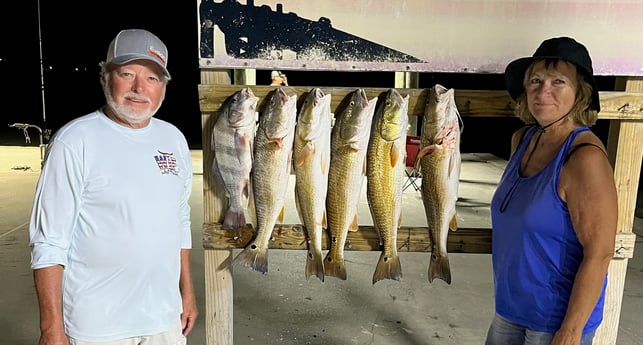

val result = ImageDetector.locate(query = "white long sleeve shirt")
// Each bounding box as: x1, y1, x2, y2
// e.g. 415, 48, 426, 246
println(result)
29, 110, 193, 342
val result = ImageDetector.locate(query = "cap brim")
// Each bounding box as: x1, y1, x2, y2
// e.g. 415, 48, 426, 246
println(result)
110, 54, 171, 79
504, 56, 600, 112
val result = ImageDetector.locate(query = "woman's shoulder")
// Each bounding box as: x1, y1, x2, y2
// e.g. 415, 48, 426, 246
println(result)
567, 129, 607, 159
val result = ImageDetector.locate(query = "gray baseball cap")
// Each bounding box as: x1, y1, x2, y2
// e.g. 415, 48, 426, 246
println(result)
106, 29, 171, 79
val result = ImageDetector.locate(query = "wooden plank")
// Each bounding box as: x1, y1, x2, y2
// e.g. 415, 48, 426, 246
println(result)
204, 250, 233, 345
198, 85, 643, 119
203, 224, 635, 258
595, 76, 643, 345
201, 70, 234, 345
204, 224, 492, 253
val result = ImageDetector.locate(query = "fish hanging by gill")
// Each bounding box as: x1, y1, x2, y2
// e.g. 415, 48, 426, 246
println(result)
211, 87, 258, 229
367, 88, 409, 285
232, 87, 297, 274
415, 84, 462, 284
324, 89, 378, 280
293, 88, 333, 282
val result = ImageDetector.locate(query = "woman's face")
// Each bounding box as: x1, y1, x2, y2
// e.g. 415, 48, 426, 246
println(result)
524, 60, 578, 126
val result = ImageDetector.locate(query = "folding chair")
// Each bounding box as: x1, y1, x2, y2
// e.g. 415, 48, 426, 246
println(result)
403, 136, 422, 191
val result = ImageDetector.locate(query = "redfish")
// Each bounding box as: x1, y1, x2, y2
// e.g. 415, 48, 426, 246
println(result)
366, 88, 409, 284
415, 84, 462, 284
293, 88, 332, 281
324, 89, 378, 280
233, 87, 297, 274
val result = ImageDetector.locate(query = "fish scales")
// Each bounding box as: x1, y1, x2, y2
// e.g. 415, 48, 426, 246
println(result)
416, 84, 462, 284
366, 88, 409, 284
232, 87, 297, 274
293, 88, 332, 281
324, 89, 378, 280
211, 87, 258, 230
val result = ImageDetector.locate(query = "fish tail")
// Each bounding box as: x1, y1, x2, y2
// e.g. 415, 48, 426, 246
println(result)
232, 242, 269, 274
323, 253, 347, 280
305, 250, 325, 282
372, 252, 402, 284
222, 208, 246, 230
428, 254, 451, 284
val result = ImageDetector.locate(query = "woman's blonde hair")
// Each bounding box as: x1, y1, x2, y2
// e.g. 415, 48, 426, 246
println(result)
514, 59, 598, 126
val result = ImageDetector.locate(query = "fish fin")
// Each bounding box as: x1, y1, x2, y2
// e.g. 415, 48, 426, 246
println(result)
295, 141, 314, 167
321, 149, 330, 176
447, 149, 457, 178
348, 213, 359, 232
211, 154, 223, 186
362, 158, 367, 176
274, 137, 285, 149
414, 145, 437, 170
246, 187, 257, 230
323, 253, 347, 280
277, 205, 286, 224
390, 141, 402, 167
428, 253, 451, 284
305, 249, 325, 282
242, 178, 250, 200
449, 214, 458, 231
321, 210, 327, 230
232, 242, 269, 274
372, 252, 402, 284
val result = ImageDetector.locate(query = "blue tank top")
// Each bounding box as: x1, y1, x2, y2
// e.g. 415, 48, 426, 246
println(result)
490, 126, 606, 333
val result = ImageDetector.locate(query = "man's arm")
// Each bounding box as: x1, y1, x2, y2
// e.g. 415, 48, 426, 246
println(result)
33, 265, 68, 345
179, 248, 198, 336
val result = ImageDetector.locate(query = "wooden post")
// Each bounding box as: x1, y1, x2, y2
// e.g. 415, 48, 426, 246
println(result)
395, 71, 420, 135
594, 77, 643, 344
201, 69, 234, 345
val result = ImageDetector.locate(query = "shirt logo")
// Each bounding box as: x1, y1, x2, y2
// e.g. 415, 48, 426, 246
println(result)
154, 151, 179, 175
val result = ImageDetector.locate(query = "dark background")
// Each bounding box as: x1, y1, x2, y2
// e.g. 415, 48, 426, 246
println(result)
0, 1, 617, 160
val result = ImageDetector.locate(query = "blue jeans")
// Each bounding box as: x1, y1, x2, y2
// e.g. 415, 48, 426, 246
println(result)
485, 314, 596, 345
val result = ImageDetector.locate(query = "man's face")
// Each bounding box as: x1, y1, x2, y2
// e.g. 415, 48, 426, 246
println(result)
104, 60, 166, 128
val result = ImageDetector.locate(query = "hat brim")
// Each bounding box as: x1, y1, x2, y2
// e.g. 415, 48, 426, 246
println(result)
504, 56, 600, 112
110, 54, 172, 79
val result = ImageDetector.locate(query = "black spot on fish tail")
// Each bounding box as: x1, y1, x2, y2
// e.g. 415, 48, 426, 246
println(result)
372, 253, 402, 285
428, 254, 451, 284
232, 242, 269, 274
305, 250, 325, 282
323, 254, 347, 280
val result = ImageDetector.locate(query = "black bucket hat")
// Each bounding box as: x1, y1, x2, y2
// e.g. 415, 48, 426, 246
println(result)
504, 36, 600, 112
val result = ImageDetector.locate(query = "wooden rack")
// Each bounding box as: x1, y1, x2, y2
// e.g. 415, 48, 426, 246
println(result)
198, 72, 642, 345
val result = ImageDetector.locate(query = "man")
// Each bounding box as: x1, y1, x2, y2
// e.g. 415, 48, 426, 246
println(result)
270, 70, 288, 86
29, 29, 198, 344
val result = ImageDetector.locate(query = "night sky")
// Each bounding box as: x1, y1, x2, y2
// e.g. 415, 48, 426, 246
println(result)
1, 1, 203, 147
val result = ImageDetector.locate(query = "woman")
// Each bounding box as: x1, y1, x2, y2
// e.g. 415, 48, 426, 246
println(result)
486, 37, 618, 345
